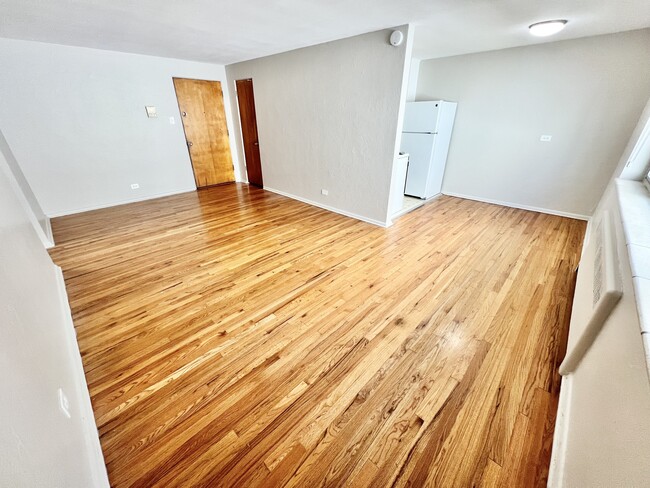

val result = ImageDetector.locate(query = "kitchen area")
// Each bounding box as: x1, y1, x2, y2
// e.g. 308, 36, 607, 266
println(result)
389, 99, 458, 222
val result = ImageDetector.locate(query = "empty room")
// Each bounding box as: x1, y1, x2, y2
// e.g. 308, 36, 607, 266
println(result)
2, 1, 650, 487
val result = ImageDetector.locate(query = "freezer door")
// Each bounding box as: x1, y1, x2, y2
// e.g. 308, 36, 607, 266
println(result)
402, 101, 440, 134
401, 132, 436, 198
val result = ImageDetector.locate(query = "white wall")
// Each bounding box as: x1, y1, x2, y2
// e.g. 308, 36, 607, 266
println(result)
416, 29, 650, 218
226, 26, 412, 225
0, 143, 108, 486
575, 88, 650, 218
0, 38, 243, 217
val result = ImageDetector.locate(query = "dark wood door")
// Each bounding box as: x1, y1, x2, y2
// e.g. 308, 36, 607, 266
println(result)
173, 78, 235, 188
235, 79, 263, 187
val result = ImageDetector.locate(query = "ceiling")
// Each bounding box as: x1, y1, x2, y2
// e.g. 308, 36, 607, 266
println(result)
0, 0, 649, 64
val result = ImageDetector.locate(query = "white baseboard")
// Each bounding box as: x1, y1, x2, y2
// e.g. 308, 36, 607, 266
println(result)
54, 266, 110, 487
442, 191, 591, 221
264, 186, 389, 227
46, 186, 197, 218
548, 375, 573, 488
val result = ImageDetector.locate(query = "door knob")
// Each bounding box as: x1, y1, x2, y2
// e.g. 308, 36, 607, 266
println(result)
187, 141, 193, 147
253, 142, 259, 146
182, 111, 187, 117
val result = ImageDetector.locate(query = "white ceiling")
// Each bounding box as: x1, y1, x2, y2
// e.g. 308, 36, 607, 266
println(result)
0, 0, 648, 64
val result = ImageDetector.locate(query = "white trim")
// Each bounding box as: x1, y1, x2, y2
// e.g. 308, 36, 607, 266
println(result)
0, 154, 54, 248
442, 191, 590, 221
626, 113, 650, 172
46, 186, 197, 218
231, 79, 250, 185
43, 217, 55, 248
548, 375, 573, 488
31, 217, 53, 249
581, 217, 593, 254
390, 193, 441, 224
390, 200, 425, 220
264, 186, 389, 227
54, 266, 110, 488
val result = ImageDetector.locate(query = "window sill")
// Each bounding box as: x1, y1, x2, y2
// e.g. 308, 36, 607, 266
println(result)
616, 178, 650, 371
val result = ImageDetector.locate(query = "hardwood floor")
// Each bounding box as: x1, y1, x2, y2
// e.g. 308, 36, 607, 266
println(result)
49, 184, 585, 487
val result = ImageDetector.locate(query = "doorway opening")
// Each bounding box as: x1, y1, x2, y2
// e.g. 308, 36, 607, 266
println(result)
235, 78, 263, 188
173, 78, 235, 188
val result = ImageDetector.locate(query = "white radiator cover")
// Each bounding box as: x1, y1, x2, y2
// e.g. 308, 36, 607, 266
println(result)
559, 211, 623, 375
549, 183, 650, 487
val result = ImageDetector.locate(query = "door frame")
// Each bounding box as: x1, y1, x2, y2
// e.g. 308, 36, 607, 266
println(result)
235, 78, 263, 188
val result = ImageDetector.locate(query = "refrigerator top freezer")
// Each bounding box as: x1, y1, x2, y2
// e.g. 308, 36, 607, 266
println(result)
402, 101, 440, 134
400, 100, 457, 199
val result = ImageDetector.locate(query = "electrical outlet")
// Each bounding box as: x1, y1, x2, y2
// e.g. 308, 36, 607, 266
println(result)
58, 388, 71, 419
131, 183, 140, 190
169, 116, 175, 125
321, 189, 329, 196
540, 135, 552, 142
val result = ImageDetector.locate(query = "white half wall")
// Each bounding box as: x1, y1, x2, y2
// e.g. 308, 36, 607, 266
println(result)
226, 26, 412, 225
0, 143, 108, 487
416, 28, 650, 218
0, 38, 243, 217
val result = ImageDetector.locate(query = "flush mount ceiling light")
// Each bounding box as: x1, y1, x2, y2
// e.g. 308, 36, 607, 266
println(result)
529, 19, 568, 37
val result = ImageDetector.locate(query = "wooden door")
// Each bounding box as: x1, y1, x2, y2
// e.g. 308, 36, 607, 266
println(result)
235, 79, 263, 187
173, 78, 234, 188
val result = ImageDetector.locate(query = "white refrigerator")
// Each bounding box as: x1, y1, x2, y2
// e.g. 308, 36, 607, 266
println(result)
400, 101, 457, 199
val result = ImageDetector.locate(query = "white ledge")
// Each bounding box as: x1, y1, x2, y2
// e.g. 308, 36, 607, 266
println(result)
616, 179, 650, 373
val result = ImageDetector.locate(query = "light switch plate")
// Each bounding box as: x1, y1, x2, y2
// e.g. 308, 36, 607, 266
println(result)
540, 135, 552, 142
145, 106, 157, 118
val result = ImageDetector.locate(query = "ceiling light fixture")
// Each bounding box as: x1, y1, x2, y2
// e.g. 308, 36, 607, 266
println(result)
528, 19, 568, 37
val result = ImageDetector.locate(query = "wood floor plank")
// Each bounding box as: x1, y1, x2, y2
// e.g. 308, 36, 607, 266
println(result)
49, 183, 584, 487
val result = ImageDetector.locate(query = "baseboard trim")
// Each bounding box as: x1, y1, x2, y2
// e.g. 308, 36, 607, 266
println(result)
442, 191, 591, 221
264, 186, 389, 227
54, 266, 110, 487
548, 375, 573, 488
46, 187, 197, 218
